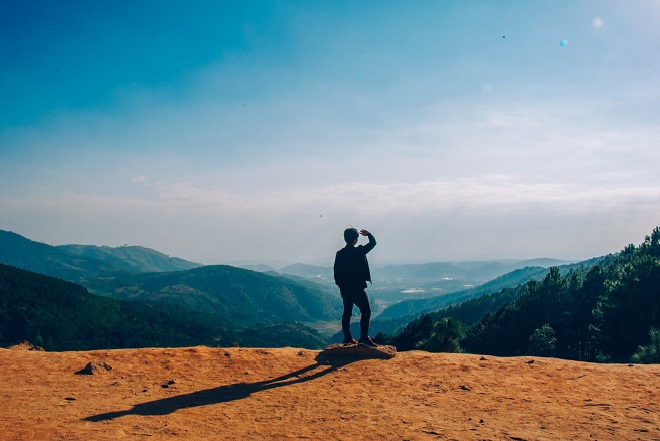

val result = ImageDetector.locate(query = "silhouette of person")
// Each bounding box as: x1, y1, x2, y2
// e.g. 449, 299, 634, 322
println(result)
333, 227, 378, 347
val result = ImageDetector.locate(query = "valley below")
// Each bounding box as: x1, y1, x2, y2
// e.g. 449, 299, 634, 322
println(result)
1, 345, 658, 440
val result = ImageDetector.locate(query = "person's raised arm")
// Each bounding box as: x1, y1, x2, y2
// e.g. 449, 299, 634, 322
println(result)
360, 229, 376, 253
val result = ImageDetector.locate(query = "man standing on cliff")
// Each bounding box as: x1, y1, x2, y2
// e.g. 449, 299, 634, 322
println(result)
333, 227, 378, 347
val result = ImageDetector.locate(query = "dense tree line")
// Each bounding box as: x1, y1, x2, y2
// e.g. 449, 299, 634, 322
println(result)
381, 227, 660, 363
0, 264, 328, 350
376, 284, 525, 351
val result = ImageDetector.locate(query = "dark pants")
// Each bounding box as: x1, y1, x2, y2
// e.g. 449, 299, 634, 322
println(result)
340, 288, 371, 341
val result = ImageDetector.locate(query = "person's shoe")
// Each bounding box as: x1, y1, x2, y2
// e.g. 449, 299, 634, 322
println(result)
358, 337, 378, 347
343, 337, 358, 345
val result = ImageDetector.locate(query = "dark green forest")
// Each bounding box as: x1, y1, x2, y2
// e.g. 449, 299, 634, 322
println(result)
0, 264, 327, 350
380, 227, 660, 363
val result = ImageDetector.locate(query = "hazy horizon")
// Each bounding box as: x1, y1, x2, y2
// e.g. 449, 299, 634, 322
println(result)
0, 227, 596, 268
2, 2, 659, 266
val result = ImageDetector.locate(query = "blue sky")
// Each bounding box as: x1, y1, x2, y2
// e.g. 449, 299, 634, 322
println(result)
2, 1, 659, 266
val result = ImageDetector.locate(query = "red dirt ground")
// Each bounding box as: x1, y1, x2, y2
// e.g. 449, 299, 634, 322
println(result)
1, 346, 658, 440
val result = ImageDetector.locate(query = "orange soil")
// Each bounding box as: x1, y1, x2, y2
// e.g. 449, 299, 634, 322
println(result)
0, 346, 658, 440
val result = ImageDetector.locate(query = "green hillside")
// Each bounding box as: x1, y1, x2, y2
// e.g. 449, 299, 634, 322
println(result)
382, 227, 660, 363
376, 266, 548, 321
0, 264, 328, 350
58, 243, 201, 273
0, 230, 202, 282
86, 265, 342, 325
0, 230, 342, 337
376, 258, 603, 323
380, 284, 527, 350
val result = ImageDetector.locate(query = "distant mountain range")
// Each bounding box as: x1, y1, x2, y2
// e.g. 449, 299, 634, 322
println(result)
376, 258, 602, 321
0, 230, 202, 282
375, 266, 549, 321
274, 258, 572, 284
279, 263, 333, 279
373, 259, 572, 283
237, 263, 279, 273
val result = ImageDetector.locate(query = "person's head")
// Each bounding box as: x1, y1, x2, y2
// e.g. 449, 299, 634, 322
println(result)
343, 227, 359, 244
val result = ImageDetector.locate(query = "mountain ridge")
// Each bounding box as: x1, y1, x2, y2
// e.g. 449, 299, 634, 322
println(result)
0, 230, 202, 282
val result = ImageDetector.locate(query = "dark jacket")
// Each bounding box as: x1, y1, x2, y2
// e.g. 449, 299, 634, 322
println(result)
333, 233, 376, 290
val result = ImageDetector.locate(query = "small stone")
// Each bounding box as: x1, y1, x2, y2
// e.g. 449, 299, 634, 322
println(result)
7, 340, 44, 351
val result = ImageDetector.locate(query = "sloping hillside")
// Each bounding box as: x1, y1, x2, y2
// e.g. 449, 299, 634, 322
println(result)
376, 266, 548, 321
57, 243, 201, 273
279, 263, 333, 279
0, 346, 657, 440
375, 259, 570, 283
0, 230, 201, 282
0, 264, 328, 350
86, 265, 342, 324
384, 228, 660, 363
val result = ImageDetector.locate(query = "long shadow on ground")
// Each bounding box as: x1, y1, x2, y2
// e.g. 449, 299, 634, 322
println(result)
85, 352, 363, 422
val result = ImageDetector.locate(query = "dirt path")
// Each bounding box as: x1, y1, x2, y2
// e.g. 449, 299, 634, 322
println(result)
1, 346, 658, 440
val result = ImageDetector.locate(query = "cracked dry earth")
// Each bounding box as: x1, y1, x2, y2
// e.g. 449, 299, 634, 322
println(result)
1, 346, 658, 440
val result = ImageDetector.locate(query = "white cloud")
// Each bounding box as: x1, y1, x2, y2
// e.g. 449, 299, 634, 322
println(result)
4, 174, 658, 265
131, 176, 148, 184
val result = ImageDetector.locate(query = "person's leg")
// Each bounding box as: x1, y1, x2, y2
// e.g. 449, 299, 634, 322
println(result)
341, 290, 356, 343
352, 290, 372, 342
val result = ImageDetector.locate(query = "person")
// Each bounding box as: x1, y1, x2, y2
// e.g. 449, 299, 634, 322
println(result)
333, 227, 378, 347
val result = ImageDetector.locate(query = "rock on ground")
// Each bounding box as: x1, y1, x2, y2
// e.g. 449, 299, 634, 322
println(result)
321, 343, 397, 359
76, 360, 113, 375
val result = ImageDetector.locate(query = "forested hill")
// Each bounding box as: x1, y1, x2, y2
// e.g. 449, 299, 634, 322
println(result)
0, 264, 328, 350
58, 243, 201, 273
85, 265, 342, 325
383, 227, 660, 363
0, 229, 342, 334
0, 230, 202, 282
